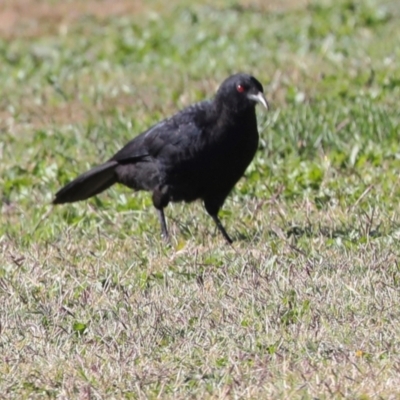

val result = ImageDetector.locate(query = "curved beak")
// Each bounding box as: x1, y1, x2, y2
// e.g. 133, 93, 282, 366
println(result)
248, 92, 269, 110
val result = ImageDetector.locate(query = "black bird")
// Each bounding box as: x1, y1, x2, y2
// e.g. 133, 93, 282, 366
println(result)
53, 73, 268, 243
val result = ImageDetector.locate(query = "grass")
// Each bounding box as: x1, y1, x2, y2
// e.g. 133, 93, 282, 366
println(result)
1, 0, 400, 397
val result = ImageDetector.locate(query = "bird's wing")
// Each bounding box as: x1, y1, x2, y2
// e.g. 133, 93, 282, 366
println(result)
111, 101, 210, 165
109, 124, 155, 163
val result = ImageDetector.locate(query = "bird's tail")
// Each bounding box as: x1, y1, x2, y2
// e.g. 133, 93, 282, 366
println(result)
53, 161, 118, 204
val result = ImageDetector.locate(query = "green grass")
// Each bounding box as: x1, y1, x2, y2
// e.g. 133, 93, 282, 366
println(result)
1, 0, 400, 398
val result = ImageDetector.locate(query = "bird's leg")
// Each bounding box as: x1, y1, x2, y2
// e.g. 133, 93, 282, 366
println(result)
211, 214, 233, 244
152, 187, 170, 242
204, 200, 233, 244
157, 208, 169, 242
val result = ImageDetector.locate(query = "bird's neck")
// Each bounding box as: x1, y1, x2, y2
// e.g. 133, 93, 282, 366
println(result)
215, 103, 257, 126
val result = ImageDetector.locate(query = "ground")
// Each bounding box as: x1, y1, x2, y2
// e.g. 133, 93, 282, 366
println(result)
1, 0, 400, 398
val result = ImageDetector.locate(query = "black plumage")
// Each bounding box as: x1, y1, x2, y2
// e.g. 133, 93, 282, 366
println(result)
53, 73, 268, 243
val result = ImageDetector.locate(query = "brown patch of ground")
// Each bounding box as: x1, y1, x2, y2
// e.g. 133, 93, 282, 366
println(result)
0, 0, 146, 39
0, 88, 167, 133
240, 0, 311, 12
0, 0, 313, 39
1, 97, 125, 132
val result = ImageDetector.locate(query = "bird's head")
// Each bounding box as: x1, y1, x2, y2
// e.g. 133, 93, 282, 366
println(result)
215, 73, 269, 113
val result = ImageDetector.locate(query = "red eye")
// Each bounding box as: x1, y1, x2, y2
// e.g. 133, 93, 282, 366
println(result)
236, 84, 245, 93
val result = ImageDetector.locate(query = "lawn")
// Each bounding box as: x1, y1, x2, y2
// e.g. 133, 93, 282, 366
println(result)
1, 0, 400, 398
